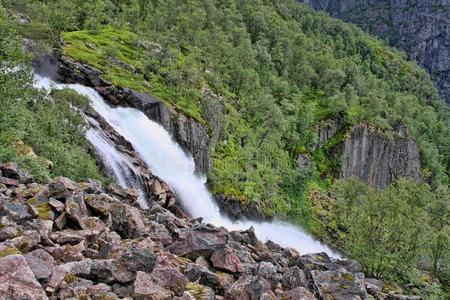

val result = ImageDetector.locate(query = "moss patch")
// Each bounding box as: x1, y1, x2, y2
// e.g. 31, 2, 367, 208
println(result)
0, 247, 21, 258
37, 202, 53, 220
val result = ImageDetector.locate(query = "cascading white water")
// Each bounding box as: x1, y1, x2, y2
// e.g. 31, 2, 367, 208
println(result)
34, 74, 339, 256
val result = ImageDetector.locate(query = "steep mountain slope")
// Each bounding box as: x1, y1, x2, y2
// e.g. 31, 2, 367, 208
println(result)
300, 0, 450, 105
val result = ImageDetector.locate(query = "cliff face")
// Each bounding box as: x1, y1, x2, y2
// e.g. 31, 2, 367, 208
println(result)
301, 0, 450, 105
338, 123, 421, 188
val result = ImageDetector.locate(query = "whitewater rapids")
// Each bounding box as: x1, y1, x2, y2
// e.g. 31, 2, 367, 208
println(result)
34, 74, 339, 257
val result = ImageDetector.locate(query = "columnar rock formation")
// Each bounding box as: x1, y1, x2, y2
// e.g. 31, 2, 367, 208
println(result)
339, 123, 421, 188
300, 0, 450, 105
0, 163, 420, 299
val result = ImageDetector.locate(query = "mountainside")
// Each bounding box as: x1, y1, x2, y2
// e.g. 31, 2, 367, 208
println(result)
1, 0, 450, 298
300, 0, 450, 105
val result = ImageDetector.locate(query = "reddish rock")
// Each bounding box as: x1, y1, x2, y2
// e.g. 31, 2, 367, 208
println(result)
0, 176, 19, 187
49, 198, 65, 212
24, 249, 55, 280
0, 254, 47, 299
110, 203, 145, 238
133, 271, 172, 300
152, 266, 188, 296
11, 230, 40, 252
282, 287, 315, 300
167, 226, 228, 260
226, 275, 274, 300
210, 246, 244, 273
47, 177, 78, 198
50, 229, 85, 244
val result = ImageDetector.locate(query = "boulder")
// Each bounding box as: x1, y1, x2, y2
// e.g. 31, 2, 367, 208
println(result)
185, 263, 220, 289
226, 275, 274, 300
113, 248, 157, 283
256, 261, 281, 289
24, 249, 55, 280
47, 177, 78, 198
167, 226, 228, 260
282, 266, 308, 290
0, 254, 48, 299
152, 266, 188, 296
133, 271, 172, 300
110, 203, 145, 238
0, 163, 22, 179
210, 246, 244, 273
310, 270, 368, 300
282, 287, 315, 300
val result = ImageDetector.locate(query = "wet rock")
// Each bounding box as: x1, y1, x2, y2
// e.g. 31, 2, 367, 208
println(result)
226, 275, 274, 300
282, 266, 308, 290
133, 271, 172, 300
210, 246, 244, 273
24, 249, 55, 280
310, 270, 368, 300
152, 266, 188, 296
282, 287, 315, 300
0, 254, 47, 299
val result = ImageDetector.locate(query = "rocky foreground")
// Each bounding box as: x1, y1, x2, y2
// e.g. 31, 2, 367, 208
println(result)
0, 163, 419, 299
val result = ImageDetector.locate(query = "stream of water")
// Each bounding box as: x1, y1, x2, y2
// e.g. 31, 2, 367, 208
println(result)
34, 74, 339, 256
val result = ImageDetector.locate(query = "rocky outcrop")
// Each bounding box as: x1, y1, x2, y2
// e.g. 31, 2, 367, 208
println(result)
214, 194, 266, 221
339, 123, 421, 188
300, 0, 450, 105
34, 52, 212, 173
0, 163, 421, 299
85, 108, 186, 217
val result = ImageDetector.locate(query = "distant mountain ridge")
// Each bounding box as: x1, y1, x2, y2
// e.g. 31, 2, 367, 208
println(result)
300, 0, 450, 105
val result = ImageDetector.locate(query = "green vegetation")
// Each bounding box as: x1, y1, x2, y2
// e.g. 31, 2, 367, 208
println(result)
0, 10, 105, 183
1, 0, 449, 296
331, 178, 450, 297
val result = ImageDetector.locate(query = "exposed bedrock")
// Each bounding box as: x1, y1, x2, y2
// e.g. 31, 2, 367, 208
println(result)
338, 123, 421, 188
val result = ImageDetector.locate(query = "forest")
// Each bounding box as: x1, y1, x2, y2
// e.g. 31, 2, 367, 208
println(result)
0, 0, 449, 297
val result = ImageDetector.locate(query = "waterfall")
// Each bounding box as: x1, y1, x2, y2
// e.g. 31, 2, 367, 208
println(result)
34, 74, 339, 257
